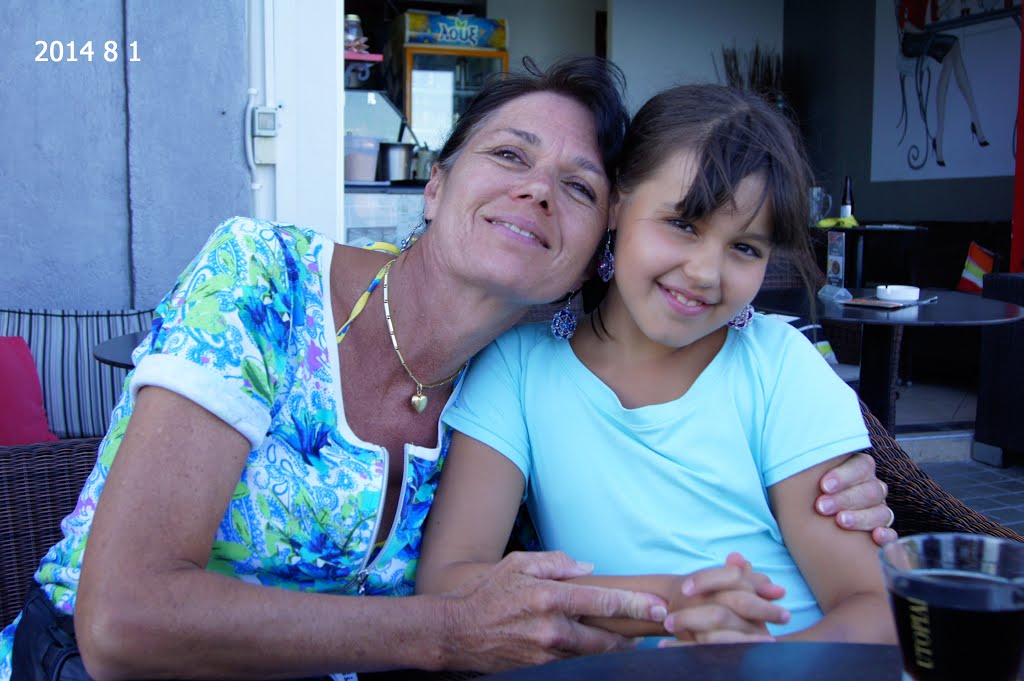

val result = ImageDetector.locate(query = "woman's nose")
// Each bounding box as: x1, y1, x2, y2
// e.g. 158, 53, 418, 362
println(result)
512, 167, 554, 210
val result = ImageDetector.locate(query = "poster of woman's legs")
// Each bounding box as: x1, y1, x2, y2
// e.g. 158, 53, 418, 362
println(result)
871, 0, 1020, 180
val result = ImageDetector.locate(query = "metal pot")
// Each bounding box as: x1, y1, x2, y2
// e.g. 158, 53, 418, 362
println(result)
376, 143, 417, 182
414, 148, 438, 180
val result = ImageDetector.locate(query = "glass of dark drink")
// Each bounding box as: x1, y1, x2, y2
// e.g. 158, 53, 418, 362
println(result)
880, 533, 1024, 681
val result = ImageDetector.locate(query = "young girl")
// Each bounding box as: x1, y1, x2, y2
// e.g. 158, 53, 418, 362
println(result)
415, 84, 897, 645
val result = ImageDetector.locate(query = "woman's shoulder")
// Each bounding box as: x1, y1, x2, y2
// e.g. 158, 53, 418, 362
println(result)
205, 216, 328, 257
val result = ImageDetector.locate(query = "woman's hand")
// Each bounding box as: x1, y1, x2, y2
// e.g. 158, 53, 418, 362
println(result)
660, 553, 789, 644
438, 551, 668, 673
814, 451, 898, 546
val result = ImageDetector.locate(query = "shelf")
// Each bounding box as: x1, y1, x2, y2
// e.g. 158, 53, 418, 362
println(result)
344, 51, 383, 62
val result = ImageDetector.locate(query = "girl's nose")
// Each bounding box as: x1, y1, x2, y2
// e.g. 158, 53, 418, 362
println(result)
683, 244, 723, 288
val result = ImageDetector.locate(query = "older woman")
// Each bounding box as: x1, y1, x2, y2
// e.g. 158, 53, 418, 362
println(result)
1, 57, 890, 681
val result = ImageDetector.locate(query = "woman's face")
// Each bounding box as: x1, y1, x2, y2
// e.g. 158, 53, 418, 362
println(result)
423, 92, 610, 305
607, 149, 773, 350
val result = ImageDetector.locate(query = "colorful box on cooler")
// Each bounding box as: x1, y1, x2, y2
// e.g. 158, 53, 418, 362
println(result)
398, 11, 507, 50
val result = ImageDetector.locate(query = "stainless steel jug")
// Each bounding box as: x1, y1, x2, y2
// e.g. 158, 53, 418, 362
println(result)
376, 143, 417, 182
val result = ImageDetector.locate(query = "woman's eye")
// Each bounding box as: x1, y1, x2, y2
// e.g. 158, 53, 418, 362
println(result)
565, 180, 596, 201
494, 148, 523, 163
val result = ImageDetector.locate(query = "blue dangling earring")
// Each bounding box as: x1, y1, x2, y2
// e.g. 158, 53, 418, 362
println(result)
727, 304, 754, 330
550, 291, 578, 340
597, 230, 615, 283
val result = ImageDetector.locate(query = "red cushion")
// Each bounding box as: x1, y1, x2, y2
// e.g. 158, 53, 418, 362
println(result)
0, 336, 60, 445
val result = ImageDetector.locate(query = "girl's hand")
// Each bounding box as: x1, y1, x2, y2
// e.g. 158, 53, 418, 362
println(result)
661, 553, 789, 644
814, 451, 898, 546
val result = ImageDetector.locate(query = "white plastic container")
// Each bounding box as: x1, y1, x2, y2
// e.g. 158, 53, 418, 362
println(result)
344, 136, 380, 182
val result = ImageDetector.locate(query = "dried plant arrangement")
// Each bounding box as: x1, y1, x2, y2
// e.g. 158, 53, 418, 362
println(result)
714, 42, 783, 104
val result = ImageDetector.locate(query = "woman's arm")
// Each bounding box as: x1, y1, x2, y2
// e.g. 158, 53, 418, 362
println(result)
418, 433, 787, 643
770, 455, 898, 644
815, 451, 896, 546
76, 389, 666, 680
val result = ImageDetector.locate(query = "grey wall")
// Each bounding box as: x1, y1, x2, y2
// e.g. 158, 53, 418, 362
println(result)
488, 0, 607, 71
609, 0, 785, 114
783, 0, 1014, 223
1, 0, 251, 311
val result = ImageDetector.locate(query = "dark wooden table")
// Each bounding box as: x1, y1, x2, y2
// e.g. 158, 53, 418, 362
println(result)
91, 330, 148, 369
824, 225, 928, 288
753, 287, 1024, 433
478, 642, 903, 681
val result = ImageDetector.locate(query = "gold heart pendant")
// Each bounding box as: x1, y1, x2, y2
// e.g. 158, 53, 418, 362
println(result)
411, 393, 428, 413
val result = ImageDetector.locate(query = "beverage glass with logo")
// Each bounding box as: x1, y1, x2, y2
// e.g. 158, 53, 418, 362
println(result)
809, 186, 832, 225
880, 533, 1024, 680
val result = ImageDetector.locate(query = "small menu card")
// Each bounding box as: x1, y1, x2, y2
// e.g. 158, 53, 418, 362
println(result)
826, 231, 845, 287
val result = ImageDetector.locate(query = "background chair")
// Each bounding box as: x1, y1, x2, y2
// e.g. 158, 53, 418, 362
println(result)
973, 272, 1024, 466
0, 437, 99, 625
861, 399, 1022, 541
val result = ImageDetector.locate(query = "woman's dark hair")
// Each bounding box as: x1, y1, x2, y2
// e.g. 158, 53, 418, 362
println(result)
434, 55, 630, 179
584, 83, 819, 314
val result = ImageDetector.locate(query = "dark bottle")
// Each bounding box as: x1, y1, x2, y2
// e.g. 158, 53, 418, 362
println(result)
839, 176, 854, 219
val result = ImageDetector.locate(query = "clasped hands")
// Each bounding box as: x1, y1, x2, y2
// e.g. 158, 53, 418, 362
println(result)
579, 551, 789, 645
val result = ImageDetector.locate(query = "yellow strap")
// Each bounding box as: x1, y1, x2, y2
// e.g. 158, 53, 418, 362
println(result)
335, 259, 395, 344
363, 241, 401, 255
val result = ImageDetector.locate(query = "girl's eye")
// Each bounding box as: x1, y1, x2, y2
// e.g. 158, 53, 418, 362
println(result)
734, 243, 764, 258
564, 180, 596, 202
668, 219, 696, 233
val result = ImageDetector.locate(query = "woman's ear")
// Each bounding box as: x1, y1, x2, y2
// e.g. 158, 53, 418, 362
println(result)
607, 192, 622, 234
423, 164, 444, 222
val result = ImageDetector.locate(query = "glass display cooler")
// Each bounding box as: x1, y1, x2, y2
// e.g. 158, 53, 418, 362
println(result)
386, 11, 509, 152
399, 45, 508, 151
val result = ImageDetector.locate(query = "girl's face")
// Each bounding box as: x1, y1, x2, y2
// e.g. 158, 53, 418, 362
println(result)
607, 148, 773, 350
423, 92, 610, 305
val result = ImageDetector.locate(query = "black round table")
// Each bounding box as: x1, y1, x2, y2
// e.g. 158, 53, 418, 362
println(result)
752, 287, 1024, 432
478, 642, 903, 681
91, 330, 149, 369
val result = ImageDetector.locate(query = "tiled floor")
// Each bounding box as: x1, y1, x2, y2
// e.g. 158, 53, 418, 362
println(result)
918, 459, 1024, 537
891, 381, 1024, 537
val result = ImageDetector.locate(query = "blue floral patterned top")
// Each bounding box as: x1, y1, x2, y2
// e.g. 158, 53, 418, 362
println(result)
0, 217, 455, 678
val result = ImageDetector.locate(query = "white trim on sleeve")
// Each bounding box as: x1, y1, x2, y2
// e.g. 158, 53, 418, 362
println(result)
129, 353, 271, 449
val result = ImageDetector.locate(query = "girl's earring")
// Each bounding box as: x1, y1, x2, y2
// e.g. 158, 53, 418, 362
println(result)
550, 291, 578, 340
597, 230, 615, 283
727, 304, 755, 330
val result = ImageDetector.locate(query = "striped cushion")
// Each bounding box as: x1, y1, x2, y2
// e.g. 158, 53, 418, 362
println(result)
956, 241, 996, 293
0, 309, 154, 439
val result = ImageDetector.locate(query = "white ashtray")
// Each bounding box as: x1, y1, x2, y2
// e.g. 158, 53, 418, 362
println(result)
876, 285, 920, 302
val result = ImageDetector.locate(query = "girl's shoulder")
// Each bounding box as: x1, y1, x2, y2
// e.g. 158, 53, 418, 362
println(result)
495, 320, 557, 351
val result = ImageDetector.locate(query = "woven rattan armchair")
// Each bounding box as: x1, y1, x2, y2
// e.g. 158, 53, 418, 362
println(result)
0, 408, 1019, 642
0, 437, 99, 625
861, 400, 1023, 541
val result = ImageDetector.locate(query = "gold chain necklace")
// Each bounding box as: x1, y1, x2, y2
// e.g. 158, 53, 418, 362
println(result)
382, 259, 466, 412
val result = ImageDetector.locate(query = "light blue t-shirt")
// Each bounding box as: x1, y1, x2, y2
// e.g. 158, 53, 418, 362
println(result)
442, 315, 870, 635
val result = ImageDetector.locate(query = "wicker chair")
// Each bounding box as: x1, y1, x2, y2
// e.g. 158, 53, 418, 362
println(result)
860, 400, 1022, 541
1, 407, 1019, 646
0, 437, 99, 625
